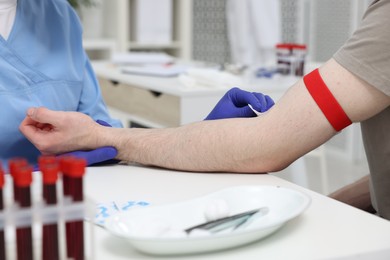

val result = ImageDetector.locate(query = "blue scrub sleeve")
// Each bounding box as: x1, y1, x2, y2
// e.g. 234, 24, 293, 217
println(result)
78, 56, 123, 128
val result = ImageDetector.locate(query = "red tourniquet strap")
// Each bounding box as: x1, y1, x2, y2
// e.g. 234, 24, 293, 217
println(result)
303, 69, 352, 132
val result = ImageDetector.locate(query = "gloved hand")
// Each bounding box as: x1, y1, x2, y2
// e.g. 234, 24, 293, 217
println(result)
57, 119, 119, 166
205, 87, 275, 120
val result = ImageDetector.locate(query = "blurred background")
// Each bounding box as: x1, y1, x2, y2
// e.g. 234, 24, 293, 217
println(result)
74, 0, 371, 64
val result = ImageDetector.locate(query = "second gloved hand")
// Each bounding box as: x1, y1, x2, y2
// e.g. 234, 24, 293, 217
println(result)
205, 87, 275, 120
57, 119, 118, 166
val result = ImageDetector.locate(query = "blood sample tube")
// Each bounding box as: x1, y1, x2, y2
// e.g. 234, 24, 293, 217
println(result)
59, 156, 74, 199
0, 163, 6, 260
8, 158, 28, 201
68, 158, 86, 260
13, 165, 33, 260
275, 43, 293, 75
60, 156, 87, 260
292, 44, 307, 76
60, 156, 77, 254
59, 156, 73, 259
41, 161, 60, 260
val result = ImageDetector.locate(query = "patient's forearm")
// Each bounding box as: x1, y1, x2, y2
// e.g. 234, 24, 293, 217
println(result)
93, 59, 389, 173
98, 83, 335, 173
105, 119, 278, 172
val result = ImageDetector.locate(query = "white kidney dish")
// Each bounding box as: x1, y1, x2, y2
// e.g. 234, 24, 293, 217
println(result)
104, 185, 311, 255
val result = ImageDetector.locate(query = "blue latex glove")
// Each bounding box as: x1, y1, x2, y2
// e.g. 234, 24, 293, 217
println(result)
57, 119, 118, 166
205, 87, 275, 120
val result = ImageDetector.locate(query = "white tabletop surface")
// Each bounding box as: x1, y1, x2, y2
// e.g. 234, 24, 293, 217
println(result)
92, 61, 300, 98
85, 164, 390, 260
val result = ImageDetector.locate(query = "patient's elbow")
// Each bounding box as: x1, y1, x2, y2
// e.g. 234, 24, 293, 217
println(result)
267, 156, 299, 173
240, 156, 292, 173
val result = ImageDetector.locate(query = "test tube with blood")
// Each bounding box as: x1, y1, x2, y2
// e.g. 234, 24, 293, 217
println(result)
0, 163, 6, 260
59, 156, 74, 259
40, 158, 60, 260
8, 158, 28, 200
61, 157, 86, 260
59, 156, 74, 199
13, 164, 33, 260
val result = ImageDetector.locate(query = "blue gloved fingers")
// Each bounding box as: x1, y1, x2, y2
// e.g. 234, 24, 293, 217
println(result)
96, 119, 112, 127
247, 92, 267, 112
264, 95, 275, 111
57, 146, 118, 166
236, 106, 257, 117
229, 87, 260, 108
251, 92, 275, 112
205, 87, 273, 120
231, 88, 274, 112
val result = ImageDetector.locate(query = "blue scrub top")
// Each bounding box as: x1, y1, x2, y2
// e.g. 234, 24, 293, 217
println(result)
0, 0, 122, 167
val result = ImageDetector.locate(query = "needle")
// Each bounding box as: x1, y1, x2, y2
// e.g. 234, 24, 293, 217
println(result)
184, 207, 269, 234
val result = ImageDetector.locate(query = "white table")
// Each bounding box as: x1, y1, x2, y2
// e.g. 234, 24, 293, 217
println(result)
85, 164, 390, 260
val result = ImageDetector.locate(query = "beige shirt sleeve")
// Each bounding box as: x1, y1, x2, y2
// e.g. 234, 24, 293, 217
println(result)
333, 0, 390, 96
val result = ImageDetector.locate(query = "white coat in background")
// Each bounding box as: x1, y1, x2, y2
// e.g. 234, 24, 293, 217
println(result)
226, 0, 281, 66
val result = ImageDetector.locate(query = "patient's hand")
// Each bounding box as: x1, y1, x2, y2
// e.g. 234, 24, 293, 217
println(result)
19, 107, 99, 155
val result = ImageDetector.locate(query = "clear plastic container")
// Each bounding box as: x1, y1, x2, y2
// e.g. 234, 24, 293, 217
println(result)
275, 43, 293, 75
275, 43, 307, 77
292, 44, 307, 76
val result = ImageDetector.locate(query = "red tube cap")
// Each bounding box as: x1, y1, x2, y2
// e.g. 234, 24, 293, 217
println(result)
14, 165, 33, 187
0, 163, 5, 188
8, 157, 28, 177
292, 43, 307, 50
68, 158, 86, 178
68, 158, 87, 178
59, 156, 77, 175
276, 43, 293, 49
38, 155, 58, 169
41, 163, 59, 184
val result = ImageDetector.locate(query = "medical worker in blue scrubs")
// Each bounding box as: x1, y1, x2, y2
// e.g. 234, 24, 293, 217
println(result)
0, 0, 123, 167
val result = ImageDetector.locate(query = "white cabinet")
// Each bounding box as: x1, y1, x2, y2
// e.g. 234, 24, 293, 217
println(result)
80, 0, 193, 60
